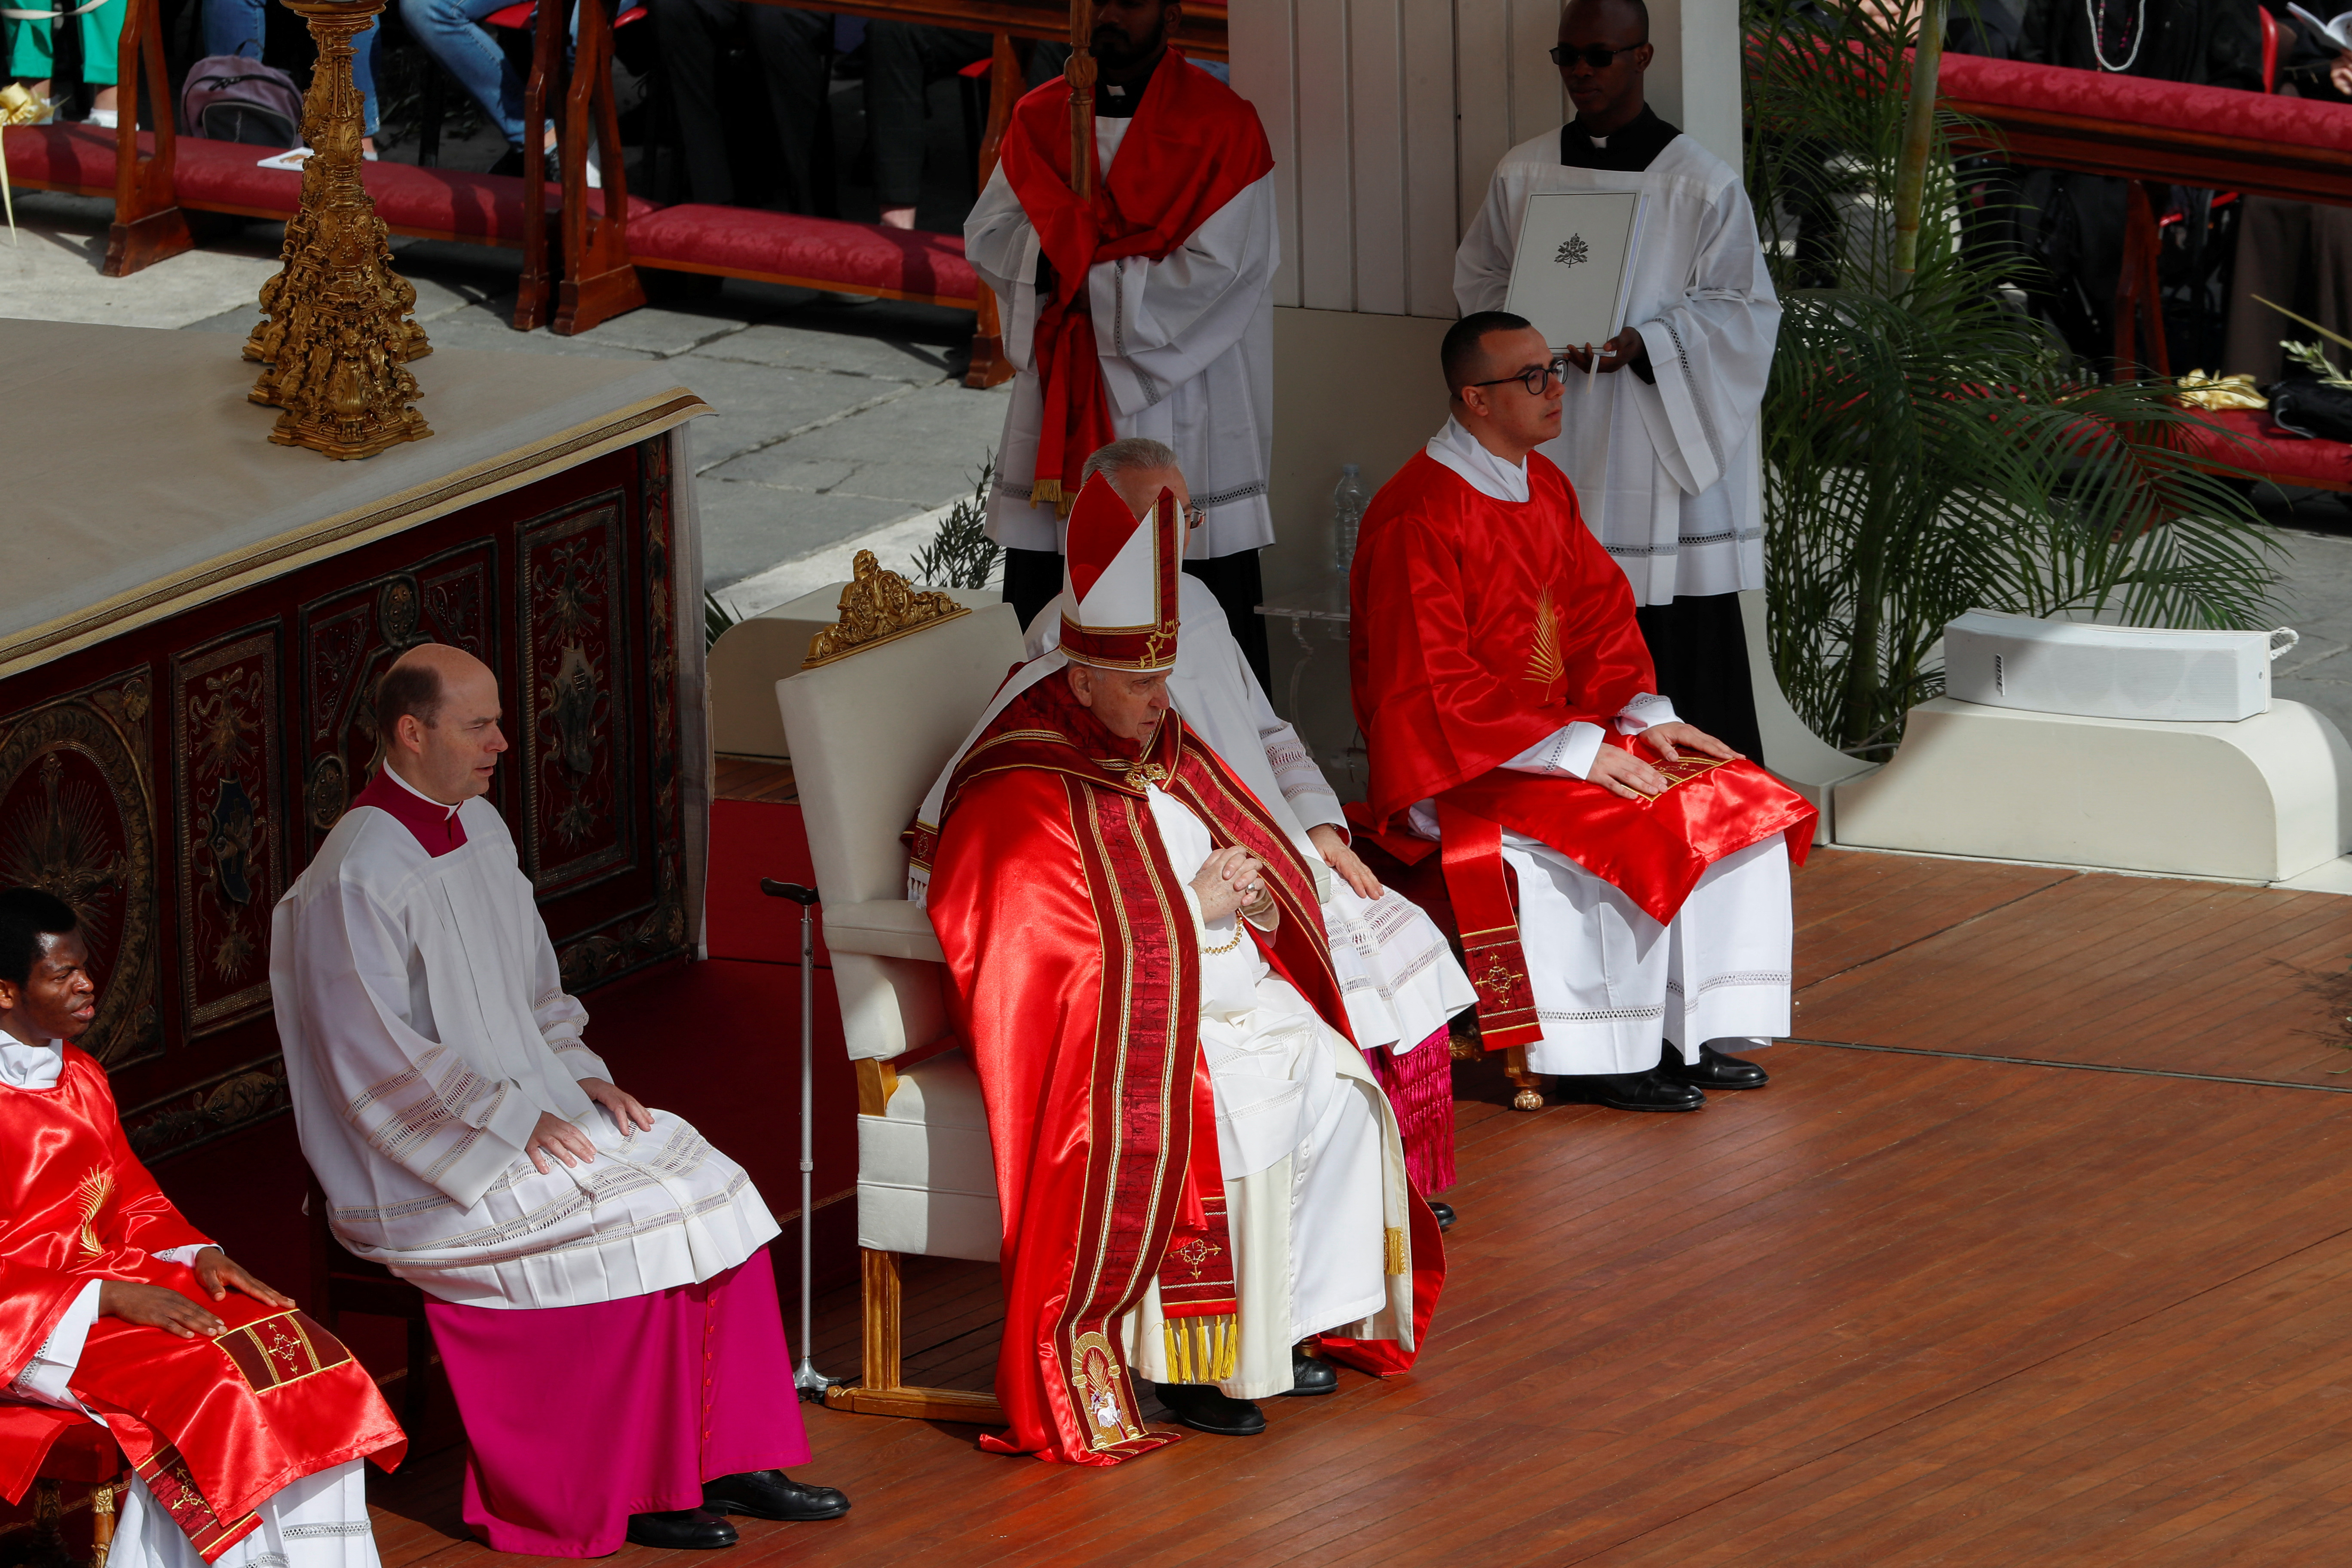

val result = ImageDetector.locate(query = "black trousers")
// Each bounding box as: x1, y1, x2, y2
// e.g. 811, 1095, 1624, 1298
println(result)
1004, 547, 1273, 693
1633, 592, 1766, 766
653, 0, 832, 211
862, 21, 988, 209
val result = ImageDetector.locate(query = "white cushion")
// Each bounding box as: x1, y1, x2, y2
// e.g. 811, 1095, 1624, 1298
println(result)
824, 899, 946, 963
856, 1049, 1001, 1262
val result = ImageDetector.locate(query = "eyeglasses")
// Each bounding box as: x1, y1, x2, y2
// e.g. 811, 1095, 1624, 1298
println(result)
1468, 358, 1571, 398
1549, 41, 1646, 67
1185, 503, 1204, 530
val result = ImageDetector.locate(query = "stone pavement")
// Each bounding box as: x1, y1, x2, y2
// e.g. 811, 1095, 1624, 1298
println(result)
2, 189, 1009, 613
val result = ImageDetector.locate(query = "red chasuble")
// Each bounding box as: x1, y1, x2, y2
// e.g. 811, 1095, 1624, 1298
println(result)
0, 1049, 404, 1557
925, 677, 1348, 1466
996, 53, 1273, 511
1349, 451, 1816, 1048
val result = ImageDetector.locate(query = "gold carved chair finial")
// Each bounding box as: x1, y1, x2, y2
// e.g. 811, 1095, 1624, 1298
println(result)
803, 551, 971, 668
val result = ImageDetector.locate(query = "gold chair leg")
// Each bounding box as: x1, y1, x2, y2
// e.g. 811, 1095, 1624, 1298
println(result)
822, 1247, 1003, 1425
1505, 1045, 1544, 1111
89, 1481, 116, 1568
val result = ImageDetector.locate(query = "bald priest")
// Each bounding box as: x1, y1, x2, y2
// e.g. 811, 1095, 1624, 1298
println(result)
1351, 312, 1816, 1112
272, 645, 847, 1556
918, 475, 1439, 1464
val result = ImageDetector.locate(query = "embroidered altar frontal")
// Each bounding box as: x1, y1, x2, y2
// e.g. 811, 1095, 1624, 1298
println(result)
0, 318, 714, 1170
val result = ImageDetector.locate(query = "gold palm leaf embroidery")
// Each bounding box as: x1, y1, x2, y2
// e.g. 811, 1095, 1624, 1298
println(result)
75, 1166, 113, 1261
1525, 590, 1566, 688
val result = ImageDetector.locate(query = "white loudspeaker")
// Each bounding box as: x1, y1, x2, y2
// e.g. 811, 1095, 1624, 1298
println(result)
1942, 609, 2297, 723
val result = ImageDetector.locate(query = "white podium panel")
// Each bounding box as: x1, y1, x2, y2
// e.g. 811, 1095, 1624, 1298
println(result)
1832, 696, 2352, 883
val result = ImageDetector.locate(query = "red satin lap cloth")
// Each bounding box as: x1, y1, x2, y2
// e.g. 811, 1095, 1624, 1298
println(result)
0, 1046, 402, 1562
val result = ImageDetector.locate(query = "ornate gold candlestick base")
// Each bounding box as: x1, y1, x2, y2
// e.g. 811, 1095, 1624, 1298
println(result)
243, 0, 431, 460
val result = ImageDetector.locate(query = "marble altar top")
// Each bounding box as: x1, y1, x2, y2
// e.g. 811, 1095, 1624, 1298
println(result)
0, 318, 710, 679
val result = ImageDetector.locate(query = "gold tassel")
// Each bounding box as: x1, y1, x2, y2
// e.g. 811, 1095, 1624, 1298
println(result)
1161, 1313, 1240, 1384
1384, 1225, 1407, 1276
1033, 478, 1066, 516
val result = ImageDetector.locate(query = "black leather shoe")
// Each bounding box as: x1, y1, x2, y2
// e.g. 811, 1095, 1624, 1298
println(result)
1661, 1041, 1769, 1090
1427, 1200, 1457, 1231
1576, 1069, 1705, 1112
625, 1510, 738, 1550
1285, 1352, 1339, 1396
703, 1469, 850, 1521
1152, 1381, 1268, 1435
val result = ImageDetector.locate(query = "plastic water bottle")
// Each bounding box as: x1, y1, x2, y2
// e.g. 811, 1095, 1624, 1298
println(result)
1332, 464, 1370, 571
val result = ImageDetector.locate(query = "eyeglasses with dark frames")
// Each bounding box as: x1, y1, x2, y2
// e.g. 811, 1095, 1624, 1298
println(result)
1467, 358, 1572, 398
1549, 41, 1646, 67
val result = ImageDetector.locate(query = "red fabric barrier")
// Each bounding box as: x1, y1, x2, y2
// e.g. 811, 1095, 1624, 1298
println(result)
1940, 52, 2352, 151
628, 204, 980, 307
0, 124, 650, 248
1936, 52, 2352, 204
2180, 407, 2352, 491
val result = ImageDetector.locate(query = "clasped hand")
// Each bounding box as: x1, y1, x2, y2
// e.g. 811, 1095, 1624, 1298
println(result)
99, 1248, 295, 1339
525, 1077, 655, 1175
1191, 845, 1268, 924
1584, 721, 1742, 801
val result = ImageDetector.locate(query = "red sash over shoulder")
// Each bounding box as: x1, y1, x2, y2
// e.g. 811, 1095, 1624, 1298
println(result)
1349, 451, 1815, 1048
925, 677, 1349, 1465
997, 53, 1272, 511
0, 1050, 403, 1559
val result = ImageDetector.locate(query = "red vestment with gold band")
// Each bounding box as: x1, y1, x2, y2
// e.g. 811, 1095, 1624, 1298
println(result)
926, 679, 1360, 1465
1349, 451, 1817, 1050
0, 1048, 404, 1559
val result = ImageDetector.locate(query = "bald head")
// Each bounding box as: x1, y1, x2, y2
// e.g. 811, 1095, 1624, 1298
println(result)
375, 643, 508, 805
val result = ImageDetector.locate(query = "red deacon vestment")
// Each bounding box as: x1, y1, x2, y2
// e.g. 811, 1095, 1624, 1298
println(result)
925, 675, 1429, 1465
1349, 450, 1816, 1050
0, 1048, 404, 1559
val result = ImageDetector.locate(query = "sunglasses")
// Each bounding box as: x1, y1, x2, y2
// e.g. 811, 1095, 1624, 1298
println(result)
1549, 41, 1645, 67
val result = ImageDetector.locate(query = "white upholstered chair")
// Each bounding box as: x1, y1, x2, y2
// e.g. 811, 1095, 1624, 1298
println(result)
773, 585, 1022, 1424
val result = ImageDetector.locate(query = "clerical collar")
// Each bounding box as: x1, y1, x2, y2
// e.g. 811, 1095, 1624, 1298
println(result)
1096, 52, 1161, 118
1561, 105, 1679, 172
0, 1034, 63, 1092
353, 765, 471, 857
1426, 416, 1531, 504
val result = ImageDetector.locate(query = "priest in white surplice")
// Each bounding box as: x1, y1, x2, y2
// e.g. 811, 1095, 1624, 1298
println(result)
975, 438, 1477, 1221
1454, 0, 1781, 760
964, 0, 1280, 686
272, 645, 848, 1556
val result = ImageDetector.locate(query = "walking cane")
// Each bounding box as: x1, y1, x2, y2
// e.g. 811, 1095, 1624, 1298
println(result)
760, 877, 836, 1402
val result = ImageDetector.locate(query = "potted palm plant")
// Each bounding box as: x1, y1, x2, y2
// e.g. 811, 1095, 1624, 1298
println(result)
1744, 0, 2280, 758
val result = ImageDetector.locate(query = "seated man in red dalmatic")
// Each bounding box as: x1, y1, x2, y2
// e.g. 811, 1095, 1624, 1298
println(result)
919, 475, 1439, 1464
0, 887, 404, 1568
1350, 312, 1817, 1114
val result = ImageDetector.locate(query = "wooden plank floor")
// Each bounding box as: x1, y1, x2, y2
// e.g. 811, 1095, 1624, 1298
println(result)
367, 847, 2352, 1567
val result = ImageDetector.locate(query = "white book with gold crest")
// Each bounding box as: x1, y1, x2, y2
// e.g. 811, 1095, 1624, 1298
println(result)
1503, 191, 1648, 351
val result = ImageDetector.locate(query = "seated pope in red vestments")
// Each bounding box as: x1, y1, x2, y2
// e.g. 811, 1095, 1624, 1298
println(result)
919, 470, 1440, 1465
0, 887, 404, 1568
1350, 313, 1817, 1113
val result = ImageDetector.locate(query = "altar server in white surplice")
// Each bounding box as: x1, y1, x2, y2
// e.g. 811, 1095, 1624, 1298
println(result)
1454, 0, 1781, 760
963, 0, 1280, 685
1008, 441, 1477, 1219
272, 643, 848, 1559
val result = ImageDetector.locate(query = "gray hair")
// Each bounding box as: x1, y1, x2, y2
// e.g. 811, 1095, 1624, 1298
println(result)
1079, 438, 1180, 489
